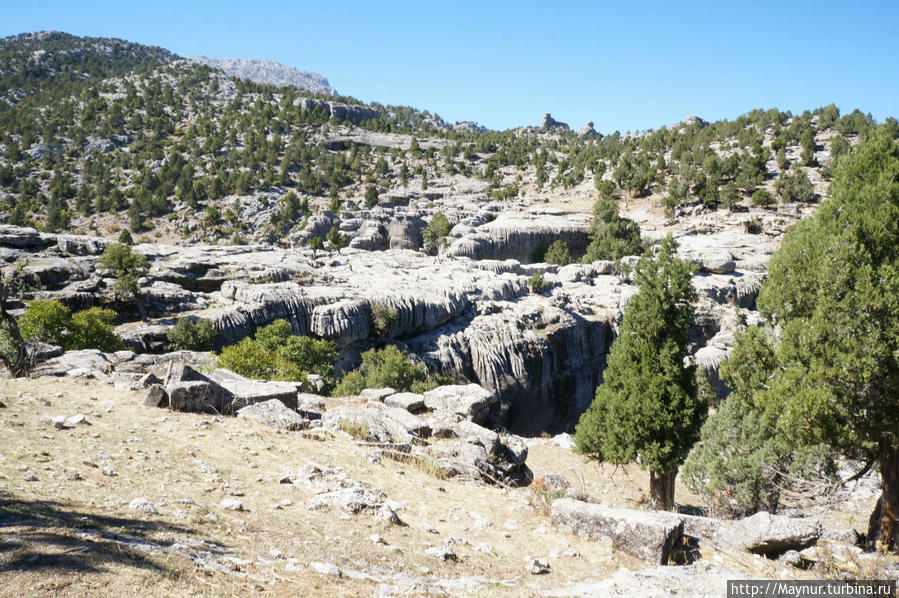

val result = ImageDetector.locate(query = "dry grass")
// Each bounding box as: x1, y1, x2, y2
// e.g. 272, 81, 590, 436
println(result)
0, 377, 635, 596
1, 377, 892, 596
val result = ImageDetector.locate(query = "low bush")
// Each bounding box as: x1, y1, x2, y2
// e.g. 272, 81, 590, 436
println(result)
166, 317, 218, 351
333, 345, 444, 396
217, 320, 336, 391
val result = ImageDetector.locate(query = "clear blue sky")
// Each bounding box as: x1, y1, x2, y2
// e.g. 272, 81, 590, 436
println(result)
4, 0, 898, 132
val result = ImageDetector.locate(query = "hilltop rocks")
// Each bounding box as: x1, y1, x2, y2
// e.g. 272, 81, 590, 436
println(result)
188, 56, 335, 95
542, 113, 569, 130
551, 499, 685, 565
577, 121, 597, 137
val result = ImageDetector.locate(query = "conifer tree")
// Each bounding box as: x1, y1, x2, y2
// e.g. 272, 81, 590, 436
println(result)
575, 236, 703, 509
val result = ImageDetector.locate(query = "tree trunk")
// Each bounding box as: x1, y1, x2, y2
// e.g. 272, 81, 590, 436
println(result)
0, 306, 27, 376
867, 443, 899, 551
650, 469, 677, 511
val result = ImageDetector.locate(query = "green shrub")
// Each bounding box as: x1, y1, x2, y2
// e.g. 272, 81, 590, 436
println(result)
422, 213, 451, 255
326, 226, 345, 249
166, 317, 218, 351
371, 302, 397, 336
218, 337, 274, 379
682, 395, 836, 518
751, 189, 775, 206
582, 197, 643, 262
333, 345, 433, 396
19, 299, 70, 345
527, 273, 548, 293
544, 240, 571, 266
217, 320, 336, 391
775, 164, 815, 203
65, 307, 122, 352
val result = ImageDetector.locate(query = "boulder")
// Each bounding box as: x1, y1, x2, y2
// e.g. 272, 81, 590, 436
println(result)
209, 368, 299, 410
576, 121, 597, 137
680, 513, 724, 540
430, 426, 531, 487
384, 391, 426, 413
31, 349, 111, 378
307, 485, 386, 514
237, 399, 307, 430
423, 384, 494, 424
387, 217, 423, 250
714, 511, 822, 556
359, 387, 396, 402
550, 499, 684, 565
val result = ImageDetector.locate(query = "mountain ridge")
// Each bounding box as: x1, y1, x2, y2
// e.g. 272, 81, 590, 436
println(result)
187, 55, 335, 95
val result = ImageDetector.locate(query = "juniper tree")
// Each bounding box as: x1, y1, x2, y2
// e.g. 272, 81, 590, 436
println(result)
575, 236, 703, 509
746, 129, 899, 550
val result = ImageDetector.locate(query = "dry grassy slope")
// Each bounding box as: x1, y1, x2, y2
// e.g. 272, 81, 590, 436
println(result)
0, 377, 888, 597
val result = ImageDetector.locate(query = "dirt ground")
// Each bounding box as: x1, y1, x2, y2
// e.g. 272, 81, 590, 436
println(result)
0, 376, 891, 596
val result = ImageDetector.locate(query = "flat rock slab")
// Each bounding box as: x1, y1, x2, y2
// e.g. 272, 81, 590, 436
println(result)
209, 368, 299, 409
551, 499, 684, 565
715, 511, 822, 555
237, 399, 307, 430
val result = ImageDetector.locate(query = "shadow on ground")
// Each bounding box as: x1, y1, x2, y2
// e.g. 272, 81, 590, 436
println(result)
0, 492, 216, 576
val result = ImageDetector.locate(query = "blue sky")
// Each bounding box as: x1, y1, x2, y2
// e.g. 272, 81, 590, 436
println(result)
3, 0, 898, 132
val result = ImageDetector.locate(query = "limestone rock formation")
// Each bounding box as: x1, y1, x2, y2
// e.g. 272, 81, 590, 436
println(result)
577, 121, 597, 137
188, 56, 335, 95
542, 113, 570, 130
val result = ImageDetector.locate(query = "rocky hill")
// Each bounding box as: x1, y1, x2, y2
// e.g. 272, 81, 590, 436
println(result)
188, 56, 336, 95
1, 30, 898, 596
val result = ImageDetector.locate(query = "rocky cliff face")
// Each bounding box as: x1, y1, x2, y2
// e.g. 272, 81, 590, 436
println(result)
0, 192, 804, 435
188, 56, 335, 95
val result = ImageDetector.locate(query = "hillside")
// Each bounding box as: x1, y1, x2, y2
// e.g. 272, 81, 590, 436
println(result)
2, 30, 899, 596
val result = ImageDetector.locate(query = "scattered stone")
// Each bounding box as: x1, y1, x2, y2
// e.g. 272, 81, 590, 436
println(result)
102, 465, 118, 476
424, 546, 457, 562
129, 498, 158, 515
377, 504, 403, 526
309, 561, 342, 577
525, 557, 551, 575
22, 470, 38, 481
542, 562, 748, 597
474, 543, 492, 553
220, 498, 244, 511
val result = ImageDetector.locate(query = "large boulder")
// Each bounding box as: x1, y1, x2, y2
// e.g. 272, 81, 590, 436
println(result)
208, 368, 299, 410
551, 499, 684, 565
430, 423, 531, 486
714, 511, 822, 556
237, 399, 307, 430
423, 384, 494, 424
387, 217, 423, 250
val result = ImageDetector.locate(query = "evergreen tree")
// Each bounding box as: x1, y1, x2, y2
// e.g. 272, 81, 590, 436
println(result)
575, 236, 703, 509
581, 195, 643, 262
746, 130, 899, 550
